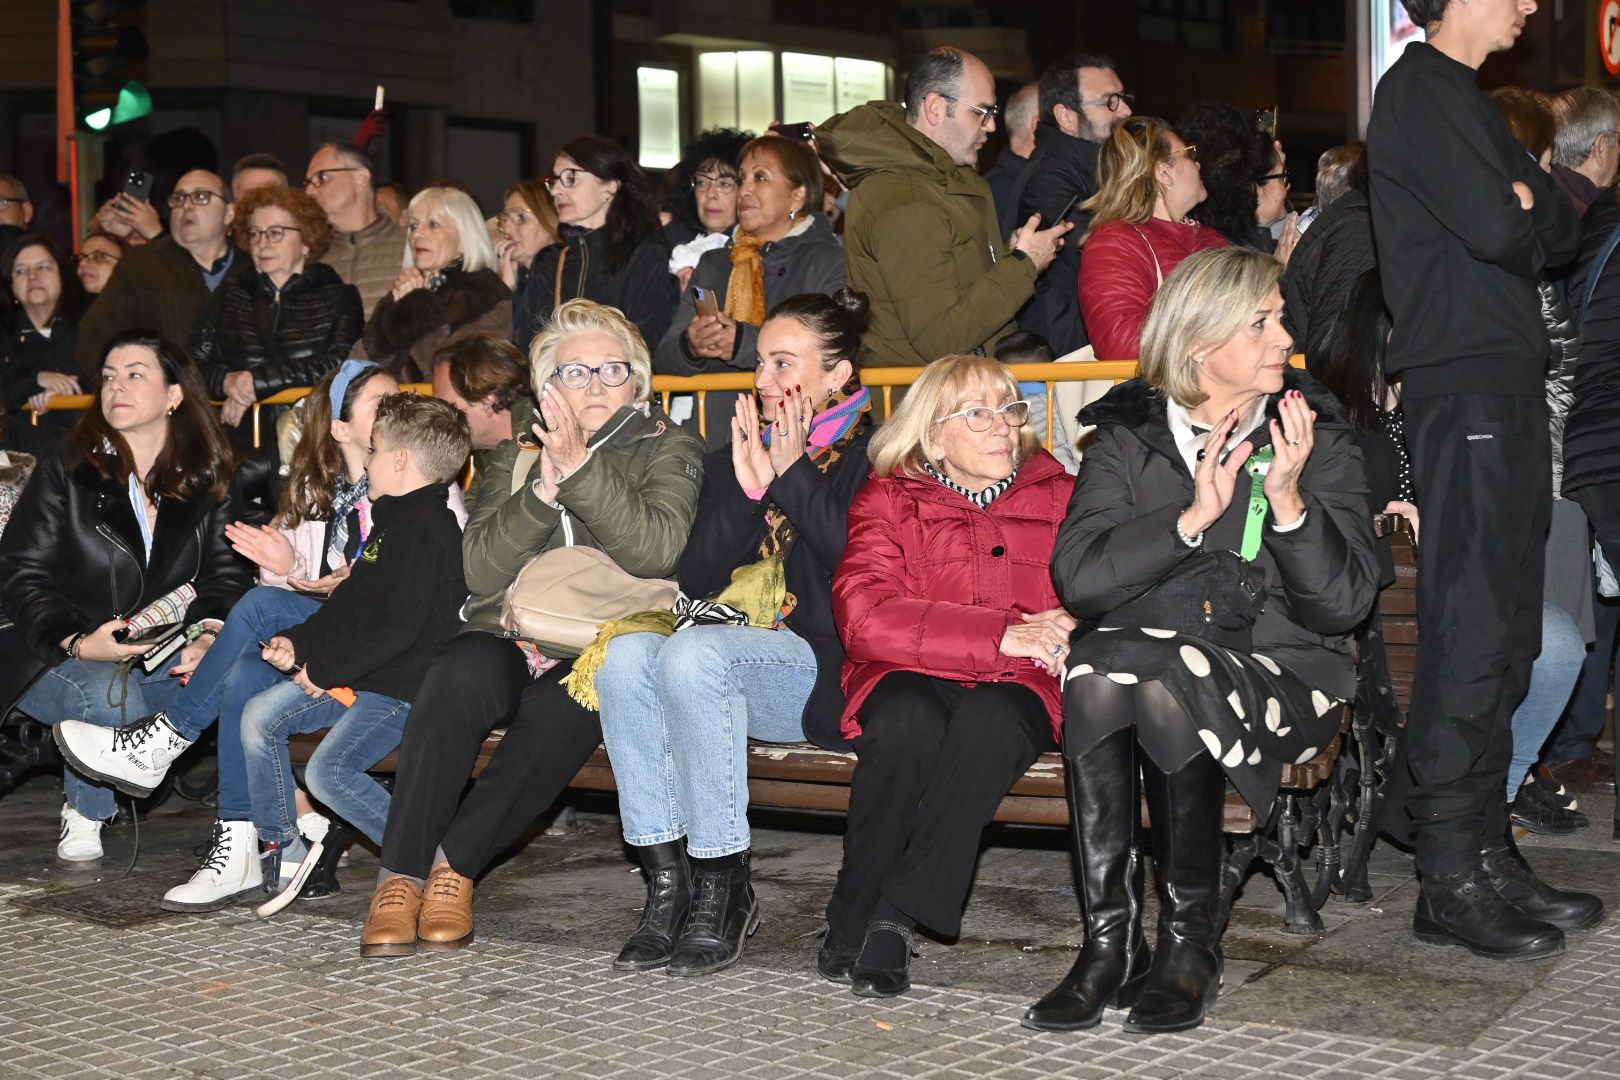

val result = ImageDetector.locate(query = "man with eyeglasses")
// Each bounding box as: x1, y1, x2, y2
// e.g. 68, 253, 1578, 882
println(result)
305, 143, 407, 319
0, 173, 32, 231
819, 46, 1071, 374
76, 169, 249, 379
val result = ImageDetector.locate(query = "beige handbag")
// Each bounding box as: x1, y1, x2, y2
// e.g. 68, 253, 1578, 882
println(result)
500, 546, 678, 657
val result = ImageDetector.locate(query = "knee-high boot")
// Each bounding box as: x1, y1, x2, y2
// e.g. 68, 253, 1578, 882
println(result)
1125, 741, 1226, 1035
1023, 726, 1151, 1031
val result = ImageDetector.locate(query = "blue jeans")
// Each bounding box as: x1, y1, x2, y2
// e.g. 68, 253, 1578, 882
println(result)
165, 586, 322, 822
18, 659, 181, 820
595, 626, 816, 858
239, 679, 412, 846
1546, 593, 1618, 763
1508, 605, 1588, 797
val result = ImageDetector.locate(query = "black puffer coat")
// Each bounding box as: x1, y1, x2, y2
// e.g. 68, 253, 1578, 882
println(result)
1281, 191, 1376, 361
0, 449, 252, 714
1053, 368, 1379, 700
517, 224, 675, 353
1562, 197, 1620, 495
189, 262, 363, 400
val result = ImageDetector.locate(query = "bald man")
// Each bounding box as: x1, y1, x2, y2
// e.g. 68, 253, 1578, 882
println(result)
984, 82, 1039, 232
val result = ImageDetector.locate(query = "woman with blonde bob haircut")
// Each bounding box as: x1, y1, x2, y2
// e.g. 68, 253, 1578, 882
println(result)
357, 185, 511, 381
1079, 116, 1227, 360
1025, 246, 1378, 1035
360, 297, 705, 959
820, 353, 1077, 998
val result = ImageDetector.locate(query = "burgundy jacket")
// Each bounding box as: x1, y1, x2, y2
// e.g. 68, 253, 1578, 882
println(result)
1079, 218, 1227, 360
833, 450, 1076, 741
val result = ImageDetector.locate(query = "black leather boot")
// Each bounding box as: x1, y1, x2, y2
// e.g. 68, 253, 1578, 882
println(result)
1413, 866, 1564, 959
666, 851, 760, 977
298, 818, 355, 899
614, 841, 692, 972
1024, 727, 1150, 1031
1482, 840, 1603, 932
1124, 745, 1226, 1035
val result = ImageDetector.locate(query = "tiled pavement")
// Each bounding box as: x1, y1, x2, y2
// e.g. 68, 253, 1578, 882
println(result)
0, 776, 1617, 1078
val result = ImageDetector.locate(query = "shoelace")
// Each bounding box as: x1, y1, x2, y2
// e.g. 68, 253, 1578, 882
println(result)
376, 880, 418, 910
428, 871, 465, 902
684, 872, 726, 931
196, 821, 233, 875
110, 717, 158, 753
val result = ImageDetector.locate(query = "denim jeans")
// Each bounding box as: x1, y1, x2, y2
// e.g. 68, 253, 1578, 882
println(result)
165, 586, 322, 822
239, 678, 411, 846
1508, 604, 1588, 798
1546, 593, 1618, 764
595, 626, 816, 858
17, 659, 182, 821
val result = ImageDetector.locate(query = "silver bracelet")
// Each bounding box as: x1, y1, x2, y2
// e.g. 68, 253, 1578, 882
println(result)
1174, 508, 1203, 548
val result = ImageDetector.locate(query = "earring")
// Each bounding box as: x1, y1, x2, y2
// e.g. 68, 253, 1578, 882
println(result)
166, 405, 176, 416
1193, 355, 1206, 366
788, 209, 797, 221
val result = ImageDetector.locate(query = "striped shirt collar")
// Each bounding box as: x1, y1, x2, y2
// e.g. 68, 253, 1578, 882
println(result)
924, 462, 1018, 508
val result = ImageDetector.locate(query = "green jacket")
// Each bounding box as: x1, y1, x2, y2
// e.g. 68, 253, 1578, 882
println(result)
460, 403, 705, 637
818, 101, 1038, 367
465, 394, 538, 513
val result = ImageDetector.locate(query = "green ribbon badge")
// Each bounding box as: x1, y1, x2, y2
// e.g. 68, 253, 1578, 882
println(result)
1241, 446, 1275, 561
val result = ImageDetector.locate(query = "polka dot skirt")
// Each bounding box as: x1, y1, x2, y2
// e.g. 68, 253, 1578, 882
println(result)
1065, 627, 1344, 813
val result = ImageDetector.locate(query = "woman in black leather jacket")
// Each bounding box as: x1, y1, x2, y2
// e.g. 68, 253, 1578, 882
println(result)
190, 185, 363, 446
0, 330, 250, 864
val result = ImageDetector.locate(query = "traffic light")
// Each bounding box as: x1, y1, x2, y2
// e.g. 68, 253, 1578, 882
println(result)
71, 1, 151, 130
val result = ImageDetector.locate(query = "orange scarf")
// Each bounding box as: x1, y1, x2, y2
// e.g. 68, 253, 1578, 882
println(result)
723, 229, 767, 326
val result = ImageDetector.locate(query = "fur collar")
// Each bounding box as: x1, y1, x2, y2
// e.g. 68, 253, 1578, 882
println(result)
1079, 366, 1349, 431
362, 267, 511, 359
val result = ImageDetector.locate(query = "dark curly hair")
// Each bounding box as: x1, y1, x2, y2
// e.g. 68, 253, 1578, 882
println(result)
668, 128, 754, 235
1175, 102, 1273, 246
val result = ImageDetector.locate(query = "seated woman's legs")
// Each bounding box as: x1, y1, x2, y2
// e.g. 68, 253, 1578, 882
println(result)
302, 693, 414, 847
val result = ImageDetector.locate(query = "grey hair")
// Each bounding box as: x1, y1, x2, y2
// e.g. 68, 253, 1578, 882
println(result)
313, 142, 376, 183
1552, 88, 1620, 169
903, 48, 967, 123
1313, 142, 1367, 210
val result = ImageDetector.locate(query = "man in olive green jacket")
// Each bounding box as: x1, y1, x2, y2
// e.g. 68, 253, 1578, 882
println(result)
818, 47, 1070, 368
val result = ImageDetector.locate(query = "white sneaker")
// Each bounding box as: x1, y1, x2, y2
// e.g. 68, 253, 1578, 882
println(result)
57, 803, 104, 864
54, 712, 194, 798
160, 820, 263, 912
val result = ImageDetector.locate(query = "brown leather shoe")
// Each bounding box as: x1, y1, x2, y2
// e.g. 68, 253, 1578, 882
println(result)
418, 863, 475, 951
1539, 749, 1616, 794
361, 876, 423, 958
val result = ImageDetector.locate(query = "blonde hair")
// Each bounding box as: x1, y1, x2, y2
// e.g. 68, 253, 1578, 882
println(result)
528, 298, 653, 403
868, 354, 1039, 478
403, 186, 497, 272
1139, 247, 1285, 408
1081, 116, 1178, 242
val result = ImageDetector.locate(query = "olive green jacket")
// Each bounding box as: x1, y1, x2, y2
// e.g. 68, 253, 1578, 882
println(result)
818, 101, 1038, 367
460, 403, 705, 637
465, 394, 538, 513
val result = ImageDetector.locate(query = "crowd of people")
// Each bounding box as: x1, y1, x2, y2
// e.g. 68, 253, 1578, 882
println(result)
0, 0, 1616, 1037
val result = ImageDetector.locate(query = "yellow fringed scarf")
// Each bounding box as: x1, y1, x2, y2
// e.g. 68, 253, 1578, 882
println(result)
723, 228, 767, 326
563, 555, 788, 710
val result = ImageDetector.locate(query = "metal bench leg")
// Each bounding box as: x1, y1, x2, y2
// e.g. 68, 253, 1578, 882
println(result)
1220, 834, 1260, 932
1336, 709, 1382, 904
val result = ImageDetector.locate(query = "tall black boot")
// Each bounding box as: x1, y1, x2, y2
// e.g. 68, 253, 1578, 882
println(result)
1023, 726, 1150, 1031
1125, 744, 1226, 1035
614, 840, 692, 972
666, 850, 760, 977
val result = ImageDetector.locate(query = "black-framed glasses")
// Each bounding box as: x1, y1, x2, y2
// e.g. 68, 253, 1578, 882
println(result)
554, 361, 632, 390
0, 196, 28, 213
1078, 91, 1136, 113
168, 189, 228, 208
691, 172, 740, 194
1261, 170, 1291, 187
940, 94, 1001, 128
303, 168, 361, 190
936, 400, 1030, 431
74, 250, 120, 266
245, 225, 302, 245
544, 169, 589, 193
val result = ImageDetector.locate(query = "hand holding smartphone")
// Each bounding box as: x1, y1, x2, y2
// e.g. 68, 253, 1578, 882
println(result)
692, 286, 720, 318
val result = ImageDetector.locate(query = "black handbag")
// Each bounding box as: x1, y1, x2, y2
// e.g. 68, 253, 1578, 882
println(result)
1099, 549, 1268, 652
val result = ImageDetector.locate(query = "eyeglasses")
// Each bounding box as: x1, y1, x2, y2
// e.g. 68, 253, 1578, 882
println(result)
940, 95, 1001, 128
691, 172, 740, 194
936, 400, 1031, 431
74, 250, 120, 266
168, 189, 228, 208
497, 208, 535, 227
303, 168, 361, 190
245, 225, 302, 245
544, 169, 590, 193
1169, 144, 1199, 163
553, 361, 632, 390
1261, 170, 1291, 187
1078, 91, 1136, 113
0, 197, 28, 213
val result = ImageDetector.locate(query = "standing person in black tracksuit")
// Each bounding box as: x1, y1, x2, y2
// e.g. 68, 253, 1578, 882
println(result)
1368, 0, 1603, 962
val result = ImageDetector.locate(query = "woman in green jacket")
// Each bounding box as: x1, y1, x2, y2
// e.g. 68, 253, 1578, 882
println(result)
360, 298, 705, 958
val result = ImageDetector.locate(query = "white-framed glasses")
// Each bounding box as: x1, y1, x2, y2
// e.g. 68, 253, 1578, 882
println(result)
936, 400, 1031, 431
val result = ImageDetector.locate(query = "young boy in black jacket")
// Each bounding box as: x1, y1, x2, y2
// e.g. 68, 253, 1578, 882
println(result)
243, 393, 472, 881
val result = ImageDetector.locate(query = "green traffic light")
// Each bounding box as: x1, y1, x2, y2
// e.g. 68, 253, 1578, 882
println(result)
85, 80, 151, 130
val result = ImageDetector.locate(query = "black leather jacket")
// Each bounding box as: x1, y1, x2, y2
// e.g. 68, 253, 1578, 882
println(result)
189, 262, 364, 400
0, 449, 252, 712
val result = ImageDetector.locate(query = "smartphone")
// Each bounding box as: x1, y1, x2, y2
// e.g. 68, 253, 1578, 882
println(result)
121, 167, 154, 204
692, 286, 720, 318
375, 85, 386, 111
1053, 191, 1083, 224
114, 620, 181, 646
771, 121, 815, 141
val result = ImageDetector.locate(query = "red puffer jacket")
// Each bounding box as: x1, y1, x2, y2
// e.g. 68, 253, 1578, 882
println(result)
833, 450, 1076, 740
1079, 217, 1228, 361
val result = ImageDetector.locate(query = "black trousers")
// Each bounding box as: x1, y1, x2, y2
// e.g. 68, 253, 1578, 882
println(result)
1399, 393, 1550, 877
379, 632, 603, 880
824, 672, 1054, 944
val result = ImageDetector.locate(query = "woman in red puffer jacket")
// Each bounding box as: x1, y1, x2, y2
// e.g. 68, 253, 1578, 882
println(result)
818, 354, 1077, 1000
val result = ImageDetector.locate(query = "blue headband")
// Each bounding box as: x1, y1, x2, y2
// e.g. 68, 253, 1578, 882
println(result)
328, 359, 380, 418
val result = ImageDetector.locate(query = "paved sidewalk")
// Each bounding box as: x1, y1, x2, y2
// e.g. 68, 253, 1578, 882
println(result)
0, 775, 1616, 1078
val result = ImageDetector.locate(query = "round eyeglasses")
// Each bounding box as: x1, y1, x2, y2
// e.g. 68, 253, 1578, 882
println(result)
691, 172, 740, 194
554, 361, 633, 390
936, 400, 1031, 431
245, 225, 302, 245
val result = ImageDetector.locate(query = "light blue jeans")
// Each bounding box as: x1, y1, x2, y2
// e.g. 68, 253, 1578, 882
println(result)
18, 659, 181, 821
239, 679, 412, 846
1508, 605, 1588, 798
595, 626, 816, 858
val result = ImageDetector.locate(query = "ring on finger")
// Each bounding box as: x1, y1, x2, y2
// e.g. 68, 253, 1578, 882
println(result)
1288, 438, 1301, 447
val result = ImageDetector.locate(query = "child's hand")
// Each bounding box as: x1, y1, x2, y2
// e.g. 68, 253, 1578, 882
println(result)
261, 635, 298, 672
292, 667, 327, 699
287, 563, 351, 596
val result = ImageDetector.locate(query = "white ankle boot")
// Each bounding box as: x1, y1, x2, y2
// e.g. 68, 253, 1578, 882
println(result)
55, 712, 194, 798
160, 820, 263, 912
57, 803, 104, 864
